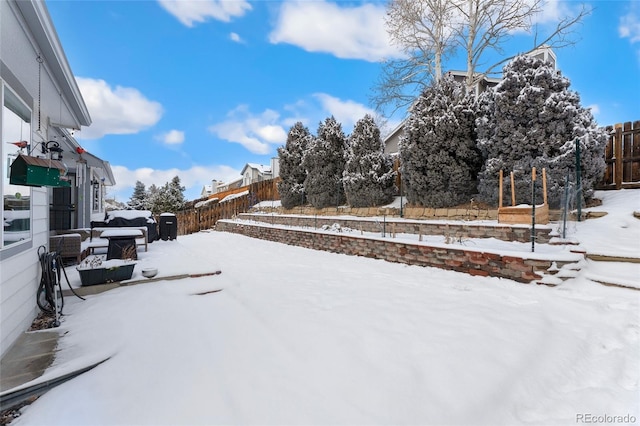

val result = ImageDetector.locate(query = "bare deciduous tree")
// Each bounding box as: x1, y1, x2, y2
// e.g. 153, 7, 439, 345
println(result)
372, 0, 590, 112
454, 0, 590, 92
373, 0, 457, 115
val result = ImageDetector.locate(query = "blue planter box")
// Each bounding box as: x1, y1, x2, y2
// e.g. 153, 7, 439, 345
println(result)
77, 263, 136, 286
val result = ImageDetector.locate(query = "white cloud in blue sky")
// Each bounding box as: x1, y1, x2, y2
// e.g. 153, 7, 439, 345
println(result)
208, 94, 381, 155
75, 78, 163, 140
619, 2, 640, 63
110, 164, 240, 201
208, 106, 287, 155
269, 1, 402, 62
229, 32, 244, 44
157, 0, 252, 26
619, 4, 640, 42
312, 93, 377, 131
156, 130, 185, 146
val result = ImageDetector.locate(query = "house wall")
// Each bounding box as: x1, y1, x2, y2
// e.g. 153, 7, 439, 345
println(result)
0, 187, 48, 356
1, 0, 88, 357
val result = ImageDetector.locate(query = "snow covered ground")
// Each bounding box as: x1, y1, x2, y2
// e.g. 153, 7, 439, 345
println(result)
10, 190, 640, 425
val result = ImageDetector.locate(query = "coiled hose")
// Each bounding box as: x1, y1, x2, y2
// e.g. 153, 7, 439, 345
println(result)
37, 244, 85, 324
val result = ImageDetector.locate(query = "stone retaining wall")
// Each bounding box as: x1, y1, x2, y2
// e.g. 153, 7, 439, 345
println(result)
217, 220, 581, 284
252, 205, 497, 221
237, 213, 554, 244
250, 205, 564, 222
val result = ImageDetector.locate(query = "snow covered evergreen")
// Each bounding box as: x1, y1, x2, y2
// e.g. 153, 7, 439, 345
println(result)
343, 114, 396, 207
302, 117, 348, 209
127, 180, 148, 210
399, 75, 481, 207
148, 176, 186, 214
476, 55, 607, 208
277, 122, 311, 209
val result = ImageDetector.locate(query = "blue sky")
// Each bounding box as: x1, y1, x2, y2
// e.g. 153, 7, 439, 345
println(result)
46, 0, 640, 202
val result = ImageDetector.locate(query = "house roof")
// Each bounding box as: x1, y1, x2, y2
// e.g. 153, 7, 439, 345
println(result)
51, 127, 115, 185
241, 163, 272, 175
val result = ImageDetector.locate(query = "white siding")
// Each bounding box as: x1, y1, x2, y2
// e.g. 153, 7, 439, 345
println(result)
1, 0, 90, 357
0, 187, 47, 356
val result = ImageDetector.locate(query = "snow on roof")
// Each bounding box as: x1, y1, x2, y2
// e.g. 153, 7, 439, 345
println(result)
242, 163, 271, 174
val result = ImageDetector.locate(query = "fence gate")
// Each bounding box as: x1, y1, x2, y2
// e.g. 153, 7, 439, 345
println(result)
600, 120, 640, 189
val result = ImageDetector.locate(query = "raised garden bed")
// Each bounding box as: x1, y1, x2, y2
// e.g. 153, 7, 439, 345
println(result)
77, 260, 136, 286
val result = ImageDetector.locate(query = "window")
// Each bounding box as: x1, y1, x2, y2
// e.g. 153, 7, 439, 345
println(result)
2, 85, 32, 248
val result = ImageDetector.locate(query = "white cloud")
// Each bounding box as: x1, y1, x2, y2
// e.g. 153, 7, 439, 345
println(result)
109, 163, 241, 202
75, 77, 163, 140
619, 5, 640, 43
230, 32, 244, 43
531, 0, 574, 25
157, 0, 252, 27
156, 129, 185, 145
587, 104, 600, 116
269, 1, 402, 62
208, 105, 288, 154
208, 95, 383, 155
312, 93, 377, 131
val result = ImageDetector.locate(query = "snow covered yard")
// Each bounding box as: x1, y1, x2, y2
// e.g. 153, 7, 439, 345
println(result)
11, 189, 640, 425
13, 238, 639, 425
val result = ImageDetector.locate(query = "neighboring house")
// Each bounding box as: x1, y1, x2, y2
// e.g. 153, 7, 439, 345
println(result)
383, 46, 558, 155
446, 71, 502, 99
383, 121, 405, 156
200, 179, 218, 198
241, 163, 272, 187
201, 157, 281, 197
216, 177, 243, 193
1, 0, 112, 357
240, 157, 280, 187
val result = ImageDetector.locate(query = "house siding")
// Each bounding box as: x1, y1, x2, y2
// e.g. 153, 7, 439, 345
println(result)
0, 188, 47, 356
1, 1, 90, 357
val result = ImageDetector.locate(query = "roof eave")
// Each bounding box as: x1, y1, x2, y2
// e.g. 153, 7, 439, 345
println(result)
16, 0, 91, 128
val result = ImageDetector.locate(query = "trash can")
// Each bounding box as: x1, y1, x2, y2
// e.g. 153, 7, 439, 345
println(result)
159, 213, 177, 240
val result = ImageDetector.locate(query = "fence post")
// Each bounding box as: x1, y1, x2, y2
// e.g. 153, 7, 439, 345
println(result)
614, 124, 623, 190
575, 138, 582, 222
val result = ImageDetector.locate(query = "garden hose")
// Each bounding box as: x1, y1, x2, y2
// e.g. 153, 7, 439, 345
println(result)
37, 245, 85, 324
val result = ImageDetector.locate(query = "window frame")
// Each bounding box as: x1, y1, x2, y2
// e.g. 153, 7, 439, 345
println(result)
1, 83, 34, 253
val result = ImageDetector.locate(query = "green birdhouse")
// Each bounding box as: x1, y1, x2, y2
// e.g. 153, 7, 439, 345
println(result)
9, 154, 71, 187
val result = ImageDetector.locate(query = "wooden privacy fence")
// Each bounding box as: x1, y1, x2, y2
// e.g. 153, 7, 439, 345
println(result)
175, 178, 280, 236
599, 120, 640, 189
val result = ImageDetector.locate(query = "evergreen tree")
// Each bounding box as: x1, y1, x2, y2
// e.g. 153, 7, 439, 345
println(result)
302, 117, 348, 208
127, 180, 147, 210
170, 176, 186, 208
476, 55, 607, 208
343, 114, 396, 207
145, 184, 159, 213
144, 177, 185, 215
163, 176, 186, 213
399, 75, 481, 207
277, 122, 311, 209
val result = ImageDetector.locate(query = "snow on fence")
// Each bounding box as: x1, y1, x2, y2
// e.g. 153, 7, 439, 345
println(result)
175, 179, 280, 235
599, 120, 640, 190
